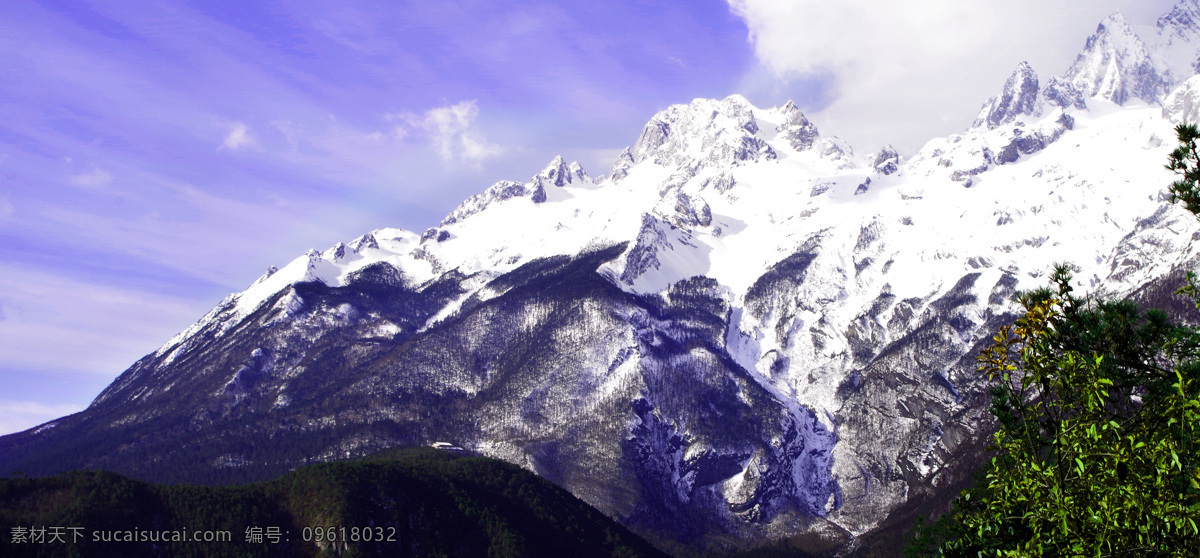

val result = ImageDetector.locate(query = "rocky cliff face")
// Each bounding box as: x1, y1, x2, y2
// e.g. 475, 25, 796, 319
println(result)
6, 4, 1200, 556
973, 61, 1043, 130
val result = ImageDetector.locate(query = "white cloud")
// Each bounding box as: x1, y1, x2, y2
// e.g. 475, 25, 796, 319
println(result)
731, 1, 992, 81
391, 100, 503, 163
69, 167, 113, 188
727, 0, 1177, 153
0, 399, 85, 435
222, 121, 256, 150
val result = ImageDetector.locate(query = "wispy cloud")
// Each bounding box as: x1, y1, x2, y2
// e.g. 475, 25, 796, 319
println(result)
69, 167, 113, 188
0, 399, 85, 435
391, 100, 503, 164
221, 121, 257, 150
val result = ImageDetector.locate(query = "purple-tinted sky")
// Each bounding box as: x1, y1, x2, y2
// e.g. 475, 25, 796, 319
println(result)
0, 0, 1177, 434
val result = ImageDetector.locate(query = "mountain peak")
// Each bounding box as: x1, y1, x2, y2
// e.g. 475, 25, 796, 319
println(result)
775, 101, 821, 151
608, 147, 635, 183
533, 155, 589, 188
1100, 10, 1129, 28
323, 242, 348, 261
630, 97, 776, 169
1064, 11, 1171, 105
535, 155, 570, 187
872, 144, 901, 175
349, 233, 379, 253
721, 93, 753, 107
973, 61, 1043, 129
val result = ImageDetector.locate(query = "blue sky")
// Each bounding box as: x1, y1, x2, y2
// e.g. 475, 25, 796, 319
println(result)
0, 0, 1177, 434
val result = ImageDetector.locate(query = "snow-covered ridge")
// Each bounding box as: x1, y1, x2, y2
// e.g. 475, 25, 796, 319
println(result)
154, 2, 1200, 372
158, 95, 1195, 372
185, 94, 870, 323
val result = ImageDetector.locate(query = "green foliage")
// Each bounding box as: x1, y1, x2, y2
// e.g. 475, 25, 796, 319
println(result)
908, 269, 1200, 556
1167, 123, 1200, 217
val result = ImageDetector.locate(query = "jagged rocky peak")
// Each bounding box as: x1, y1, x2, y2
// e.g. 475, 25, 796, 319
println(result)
348, 232, 379, 253
440, 156, 594, 227
631, 94, 776, 168
1064, 11, 1171, 105
776, 100, 821, 151
323, 242, 348, 261
608, 147, 635, 183
442, 179, 541, 226
872, 144, 901, 175
567, 161, 588, 182
973, 61, 1043, 130
533, 155, 590, 188
1163, 74, 1200, 124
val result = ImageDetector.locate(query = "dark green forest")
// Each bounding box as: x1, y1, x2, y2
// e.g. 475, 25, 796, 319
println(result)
0, 447, 667, 558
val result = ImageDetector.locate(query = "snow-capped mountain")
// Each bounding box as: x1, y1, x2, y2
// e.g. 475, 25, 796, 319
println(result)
1065, 12, 1171, 105
7, 3, 1200, 556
